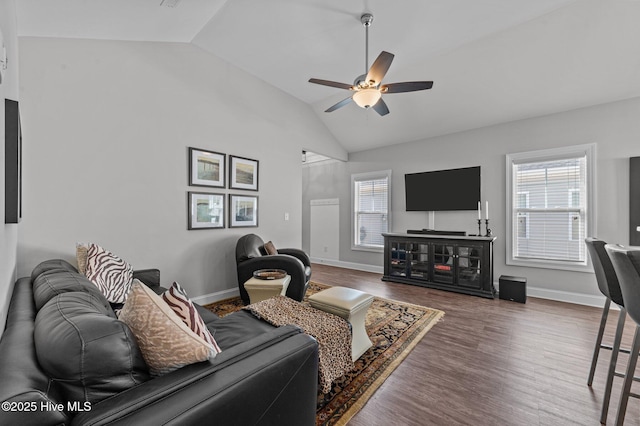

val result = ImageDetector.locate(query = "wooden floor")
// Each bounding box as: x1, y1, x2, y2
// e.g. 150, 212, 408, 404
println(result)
311, 263, 640, 426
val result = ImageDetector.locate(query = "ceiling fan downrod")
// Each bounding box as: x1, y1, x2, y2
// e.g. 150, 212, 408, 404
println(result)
361, 13, 374, 78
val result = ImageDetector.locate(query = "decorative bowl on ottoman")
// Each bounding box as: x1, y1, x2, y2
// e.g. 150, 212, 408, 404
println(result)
253, 269, 287, 280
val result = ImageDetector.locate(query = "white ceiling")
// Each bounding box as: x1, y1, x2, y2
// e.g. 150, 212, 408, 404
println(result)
15, 0, 640, 153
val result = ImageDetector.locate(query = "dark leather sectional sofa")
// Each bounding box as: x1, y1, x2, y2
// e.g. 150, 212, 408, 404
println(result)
0, 259, 319, 425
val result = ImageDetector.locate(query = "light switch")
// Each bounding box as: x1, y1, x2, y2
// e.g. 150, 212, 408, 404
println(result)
284, 212, 290, 221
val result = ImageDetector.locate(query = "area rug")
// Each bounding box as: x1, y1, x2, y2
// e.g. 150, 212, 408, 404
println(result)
204, 282, 444, 426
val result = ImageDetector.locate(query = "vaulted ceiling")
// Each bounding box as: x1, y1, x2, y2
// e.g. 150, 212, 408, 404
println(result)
15, 0, 640, 153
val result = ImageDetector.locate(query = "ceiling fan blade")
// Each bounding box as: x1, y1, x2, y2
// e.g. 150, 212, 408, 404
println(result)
325, 96, 353, 113
365, 51, 394, 85
372, 98, 390, 116
381, 81, 434, 93
309, 78, 354, 90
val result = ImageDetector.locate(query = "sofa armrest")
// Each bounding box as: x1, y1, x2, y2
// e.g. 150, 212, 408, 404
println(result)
132, 269, 160, 290
278, 248, 311, 268
0, 278, 69, 426
72, 325, 318, 426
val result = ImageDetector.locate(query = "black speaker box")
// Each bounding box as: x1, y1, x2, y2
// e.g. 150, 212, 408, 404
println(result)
499, 275, 527, 303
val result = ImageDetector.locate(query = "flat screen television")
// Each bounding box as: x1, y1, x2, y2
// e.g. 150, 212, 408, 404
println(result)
405, 166, 480, 211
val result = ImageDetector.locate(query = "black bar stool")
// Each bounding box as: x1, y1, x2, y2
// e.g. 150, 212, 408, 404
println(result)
585, 238, 628, 423
606, 244, 640, 425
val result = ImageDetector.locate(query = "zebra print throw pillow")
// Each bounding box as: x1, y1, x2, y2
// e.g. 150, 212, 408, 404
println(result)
162, 282, 221, 354
85, 244, 134, 304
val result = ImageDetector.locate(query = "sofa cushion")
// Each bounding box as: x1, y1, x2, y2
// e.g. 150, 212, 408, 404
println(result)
162, 282, 221, 353
119, 281, 216, 376
34, 291, 150, 404
205, 310, 278, 350
30, 259, 78, 282
33, 270, 109, 312
85, 243, 134, 304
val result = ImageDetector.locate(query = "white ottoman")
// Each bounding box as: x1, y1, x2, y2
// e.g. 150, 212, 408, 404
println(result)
244, 275, 291, 304
308, 286, 374, 361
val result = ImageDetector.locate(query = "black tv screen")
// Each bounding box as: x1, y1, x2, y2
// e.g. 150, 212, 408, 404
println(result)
405, 166, 480, 211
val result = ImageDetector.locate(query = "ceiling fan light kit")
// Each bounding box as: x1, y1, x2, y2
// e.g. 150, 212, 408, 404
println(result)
353, 88, 381, 108
308, 13, 433, 116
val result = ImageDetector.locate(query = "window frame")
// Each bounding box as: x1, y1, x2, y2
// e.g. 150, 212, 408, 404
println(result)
351, 170, 392, 252
505, 144, 596, 272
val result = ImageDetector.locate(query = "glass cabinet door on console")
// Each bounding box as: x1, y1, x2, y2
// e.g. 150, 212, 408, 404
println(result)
432, 244, 455, 284
456, 244, 483, 289
389, 241, 409, 277
390, 242, 431, 280
431, 244, 483, 289
409, 243, 430, 280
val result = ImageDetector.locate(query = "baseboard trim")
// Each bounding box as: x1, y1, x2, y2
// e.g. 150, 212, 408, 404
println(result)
310, 257, 384, 274
311, 258, 606, 308
192, 288, 240, 306
503, 283, 608, 309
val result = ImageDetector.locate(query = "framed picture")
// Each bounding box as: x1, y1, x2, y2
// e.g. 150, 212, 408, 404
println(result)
5, 99, 21, 224
229, 155, 259, 191
229, 194, 258, 228
188, 192, 225, 230
189, 147, 226, 188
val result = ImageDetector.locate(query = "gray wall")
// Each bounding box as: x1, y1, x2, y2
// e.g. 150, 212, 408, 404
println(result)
303, 96, 640, 302
0, 0, 20, 334
17, 37, 345, 300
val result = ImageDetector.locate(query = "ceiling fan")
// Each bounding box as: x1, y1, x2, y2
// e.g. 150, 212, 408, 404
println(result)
309, 13, 433, 116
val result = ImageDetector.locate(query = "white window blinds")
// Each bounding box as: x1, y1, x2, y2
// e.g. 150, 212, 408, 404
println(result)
353, 171, 390, 249
507, 144, 594, 270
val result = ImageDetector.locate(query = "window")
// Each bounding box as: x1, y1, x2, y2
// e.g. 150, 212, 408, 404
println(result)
506, 144, 595, 271
352, 170, 391, 251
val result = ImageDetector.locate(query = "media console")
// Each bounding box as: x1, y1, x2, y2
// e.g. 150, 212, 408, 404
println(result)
382, 233, 496, 299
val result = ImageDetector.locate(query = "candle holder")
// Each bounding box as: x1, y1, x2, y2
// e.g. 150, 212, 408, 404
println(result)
477, 219, 482, 237
484, 219, 492, 237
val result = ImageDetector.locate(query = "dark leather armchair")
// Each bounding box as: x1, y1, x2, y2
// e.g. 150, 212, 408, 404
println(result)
236, 234, 311, 304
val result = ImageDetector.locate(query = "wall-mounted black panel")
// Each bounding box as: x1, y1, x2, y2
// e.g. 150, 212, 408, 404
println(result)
631, 157, 640, 245
5, 98, 21, 224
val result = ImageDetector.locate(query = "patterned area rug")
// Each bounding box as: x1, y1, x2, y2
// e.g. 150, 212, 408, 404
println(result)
204, 282, 445, 426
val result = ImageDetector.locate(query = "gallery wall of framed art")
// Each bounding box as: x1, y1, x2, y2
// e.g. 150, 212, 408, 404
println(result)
187, 147, 259, 230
